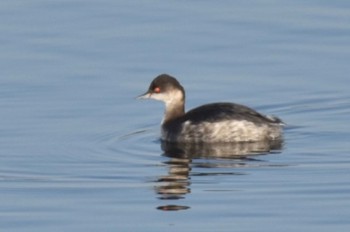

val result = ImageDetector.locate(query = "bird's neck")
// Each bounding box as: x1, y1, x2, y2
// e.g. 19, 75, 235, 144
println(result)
162, 100, 185, 124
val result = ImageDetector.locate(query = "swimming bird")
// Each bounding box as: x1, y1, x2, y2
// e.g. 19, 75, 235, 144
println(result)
138, 74, 283, 143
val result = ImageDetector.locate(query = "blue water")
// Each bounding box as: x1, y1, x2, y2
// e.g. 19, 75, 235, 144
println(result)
1, 1, 350, 231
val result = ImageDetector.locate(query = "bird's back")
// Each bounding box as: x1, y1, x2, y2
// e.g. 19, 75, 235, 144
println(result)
162, 102, 283, 143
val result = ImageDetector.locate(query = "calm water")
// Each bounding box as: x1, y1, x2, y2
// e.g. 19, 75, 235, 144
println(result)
1, 1, 350, 231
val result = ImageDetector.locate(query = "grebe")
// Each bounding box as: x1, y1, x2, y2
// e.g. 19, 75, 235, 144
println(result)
138, 74, 283, 143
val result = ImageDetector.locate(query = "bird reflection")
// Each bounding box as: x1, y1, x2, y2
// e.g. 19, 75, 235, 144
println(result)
155, 139, 283, 211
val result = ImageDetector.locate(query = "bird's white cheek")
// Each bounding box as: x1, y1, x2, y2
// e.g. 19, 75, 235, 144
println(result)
149, 93, 167, 101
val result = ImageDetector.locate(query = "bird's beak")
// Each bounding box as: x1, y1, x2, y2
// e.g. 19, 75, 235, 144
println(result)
136, 91, 152, 99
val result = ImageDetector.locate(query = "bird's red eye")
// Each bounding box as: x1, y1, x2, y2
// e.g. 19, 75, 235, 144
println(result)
154, 87, 161, 93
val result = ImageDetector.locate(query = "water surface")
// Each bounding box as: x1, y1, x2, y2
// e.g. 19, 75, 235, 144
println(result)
1, 1, 350, 231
